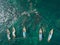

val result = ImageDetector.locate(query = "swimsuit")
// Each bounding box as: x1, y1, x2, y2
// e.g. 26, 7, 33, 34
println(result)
39, 33, 42, 40
7, 34, 11, 40
23, 32, 26, 38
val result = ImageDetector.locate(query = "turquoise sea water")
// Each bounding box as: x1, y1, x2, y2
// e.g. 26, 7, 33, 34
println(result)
0, 0, 60, 45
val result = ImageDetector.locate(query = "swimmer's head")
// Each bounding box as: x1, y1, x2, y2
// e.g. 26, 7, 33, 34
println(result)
50, 29, 53, 34
6, 29, 10, 34
12, 27, 15, 32
51, 29, 53, 32
7, 29, 9, 32
23, 26, 26, 32
39, 28, 42, 34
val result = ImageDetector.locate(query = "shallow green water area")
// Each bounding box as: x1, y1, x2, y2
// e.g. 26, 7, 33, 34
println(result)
0, 0, 60, 45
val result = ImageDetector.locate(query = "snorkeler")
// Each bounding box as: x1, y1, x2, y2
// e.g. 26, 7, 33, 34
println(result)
12, 27, 16, 39
39, 28, 42, 41
23, 26, 26, 38
6, 29, 11, 40
48, 29, 54, 42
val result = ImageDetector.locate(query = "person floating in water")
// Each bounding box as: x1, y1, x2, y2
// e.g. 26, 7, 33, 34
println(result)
23, 26, 26, 38
48, 29, 54, 42
39, 28, 42, 41
6, 29, 11, 41
12, 27, 16, 39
